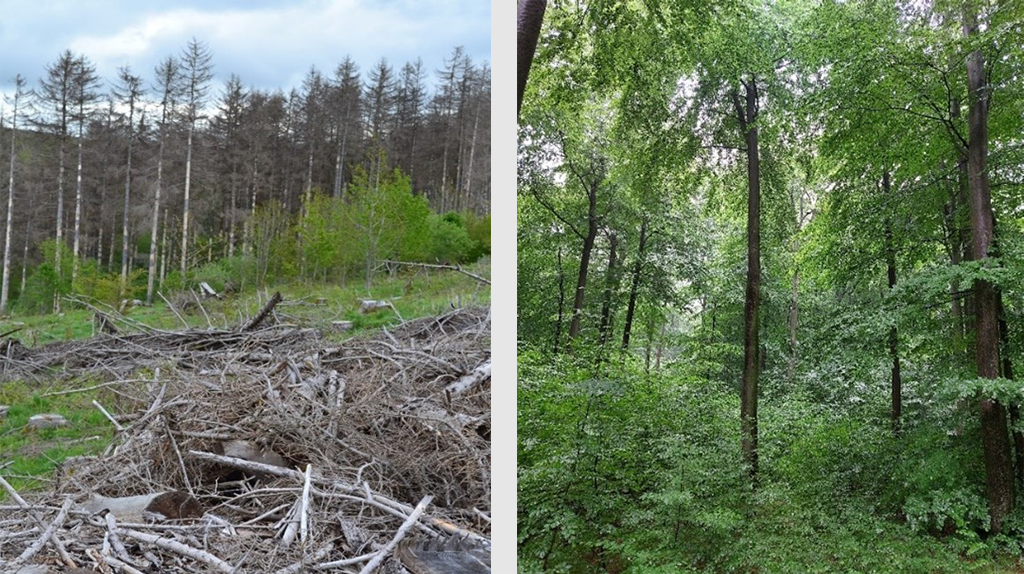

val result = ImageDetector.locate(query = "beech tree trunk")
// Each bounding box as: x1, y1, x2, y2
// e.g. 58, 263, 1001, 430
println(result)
883, 171, 902, 432
567, 180, 598, 344
963, 7, 1014, 534
733, 80, 761, 481
517, 0, 547, 117
621, 217, 648, 350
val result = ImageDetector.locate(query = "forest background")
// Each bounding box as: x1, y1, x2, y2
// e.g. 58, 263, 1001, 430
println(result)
0, 34, 491, 315
518, 0, 1024, 572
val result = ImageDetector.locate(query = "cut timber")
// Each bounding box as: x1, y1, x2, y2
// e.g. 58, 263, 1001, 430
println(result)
445, 360, 491, 397
81, 490, 203, 522
218, 440, 289, 470
94, 312, 119, 334
396, 534, 491, 574
27, 414, 69, 430
242, 291, 283, 331
199, 282, 220, 298
359, 299, 390, 314
330, 320, 354, 333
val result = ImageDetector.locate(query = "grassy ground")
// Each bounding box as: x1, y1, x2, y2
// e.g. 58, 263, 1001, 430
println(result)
0, 259, 490, 346
0, 261, 490, 500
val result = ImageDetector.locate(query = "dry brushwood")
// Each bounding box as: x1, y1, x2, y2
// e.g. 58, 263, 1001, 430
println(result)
0, 306, 490, 573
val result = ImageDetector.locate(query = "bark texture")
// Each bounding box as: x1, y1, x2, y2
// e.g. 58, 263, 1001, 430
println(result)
517, 0, 547, 117
733, 80, 761, 481
963, 7, 1014, 533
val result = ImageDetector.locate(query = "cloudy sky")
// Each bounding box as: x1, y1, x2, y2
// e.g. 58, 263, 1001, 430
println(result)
0, 0, 490, 102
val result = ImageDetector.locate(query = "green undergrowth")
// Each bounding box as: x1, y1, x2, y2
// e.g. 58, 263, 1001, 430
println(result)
0, 380, 118, 500
518, 353, 1024, 574
0, 259, 490, 347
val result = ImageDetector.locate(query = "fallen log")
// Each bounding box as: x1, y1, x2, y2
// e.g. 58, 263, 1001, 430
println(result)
445, 360, 491, 397
242, 291, 283, 331
80, 490, 203, 522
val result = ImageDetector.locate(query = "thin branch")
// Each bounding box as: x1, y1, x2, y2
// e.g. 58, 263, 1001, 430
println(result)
383, 261, 490, 285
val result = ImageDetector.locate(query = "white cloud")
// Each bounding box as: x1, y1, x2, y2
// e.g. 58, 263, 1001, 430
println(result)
60, 0, 488, 91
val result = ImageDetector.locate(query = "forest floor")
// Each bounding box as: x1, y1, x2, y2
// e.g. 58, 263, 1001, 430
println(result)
0, 260, 489, 499
0, 262, 490, 572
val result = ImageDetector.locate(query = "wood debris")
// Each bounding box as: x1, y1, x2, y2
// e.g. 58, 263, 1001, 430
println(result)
0, 306, 491, 573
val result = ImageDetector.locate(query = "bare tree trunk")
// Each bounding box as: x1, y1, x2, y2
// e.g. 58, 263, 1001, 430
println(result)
517, 0, 547, 117
733, 80, 761, 482
121, 108, 135, 294
963, 6, 1014, 533
160, 209, 169, 285
1, 79, 23, 315
228, 173, 237, 258
55, 138, 66, 299
72, 116, 85, 283
180, 124, 195, 275
147, 138, 165, 304
464, 97, 482, 208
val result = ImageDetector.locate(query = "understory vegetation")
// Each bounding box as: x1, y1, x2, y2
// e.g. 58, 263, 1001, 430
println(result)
518, 0, 1024, 571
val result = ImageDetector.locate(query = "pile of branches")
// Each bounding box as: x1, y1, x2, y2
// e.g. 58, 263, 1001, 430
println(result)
0, 307, 491, 573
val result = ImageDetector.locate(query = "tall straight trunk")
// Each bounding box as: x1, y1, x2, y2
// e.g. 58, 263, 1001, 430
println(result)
228, 172, 237, 258
72, 116, 85, 282
464, 97, 482, 206
567, 180, 599, 344
121, 107, 135, 293
147, 137, 165, 304
963, 7, 1014, 534
180, 124, 195, 274
159, 209, 169, 286
733, 81, 761, 481
621, 217, 648, 350
1, 85, 21, 314
55, 138, 66, 285
20, 223, 29, 297
517, 0, 547, 117
98, 183, 107, 271
597, 233, 618, 348
883, 171, 902, 431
